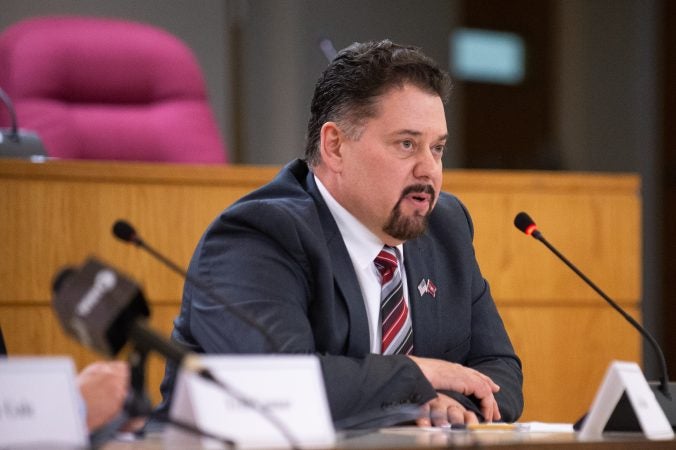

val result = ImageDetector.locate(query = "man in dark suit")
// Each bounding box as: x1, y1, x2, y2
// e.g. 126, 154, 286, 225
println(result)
159, 39, 523, 427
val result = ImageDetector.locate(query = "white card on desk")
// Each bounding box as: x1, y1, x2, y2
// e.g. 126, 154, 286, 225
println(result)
166, 354, 335, 449
579, 360, 674, 441
0, 356, 88, 448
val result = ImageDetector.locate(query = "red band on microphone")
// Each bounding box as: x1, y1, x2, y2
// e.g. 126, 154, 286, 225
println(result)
525, 224, 538, 236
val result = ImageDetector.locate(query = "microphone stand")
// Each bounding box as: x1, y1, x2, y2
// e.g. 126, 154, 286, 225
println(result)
126, 347, 153, 418
514, 212, 676, 431
537, 231, 676, 430
0, 87, 46, 158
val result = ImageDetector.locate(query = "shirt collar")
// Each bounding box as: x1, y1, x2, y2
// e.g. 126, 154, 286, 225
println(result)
314, 175, 403, 270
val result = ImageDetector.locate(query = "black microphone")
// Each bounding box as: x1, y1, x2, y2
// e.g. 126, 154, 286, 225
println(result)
514, 211, 676, 430
52, 257, 188, 362
52, 258, 287, 448
111, 219, 280, 352
0, 87, 47, 158
52, 257, 232, 396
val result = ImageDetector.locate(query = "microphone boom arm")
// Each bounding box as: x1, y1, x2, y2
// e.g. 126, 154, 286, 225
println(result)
515, 211, 671, 400
534, 232, 670, 399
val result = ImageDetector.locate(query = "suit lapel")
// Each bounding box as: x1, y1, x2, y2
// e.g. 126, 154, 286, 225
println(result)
306, 172, 371, 356
404, 238, 441, 356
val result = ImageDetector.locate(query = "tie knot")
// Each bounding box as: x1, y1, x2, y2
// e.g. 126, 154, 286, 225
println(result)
375, 246, 399, 283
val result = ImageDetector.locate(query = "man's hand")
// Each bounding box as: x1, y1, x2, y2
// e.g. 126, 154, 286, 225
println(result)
408, 356, 500, 422
417, 393, 479, 427
77, 361, 129, 431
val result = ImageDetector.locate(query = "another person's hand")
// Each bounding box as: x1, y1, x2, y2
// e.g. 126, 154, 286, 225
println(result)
408, 356, 500, 422
76, 361, 129, 431
417, 393, 480, 427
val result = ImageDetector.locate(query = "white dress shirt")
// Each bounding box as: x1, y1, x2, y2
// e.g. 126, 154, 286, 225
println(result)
314, 175, 410, 353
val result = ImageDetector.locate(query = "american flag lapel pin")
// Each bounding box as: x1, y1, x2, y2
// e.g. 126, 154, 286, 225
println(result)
417, 278, 427, 296
417, 278, 437, 298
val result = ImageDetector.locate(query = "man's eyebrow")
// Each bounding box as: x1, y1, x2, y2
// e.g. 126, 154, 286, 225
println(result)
390, 130, 448, 141
393, 129, 422, 136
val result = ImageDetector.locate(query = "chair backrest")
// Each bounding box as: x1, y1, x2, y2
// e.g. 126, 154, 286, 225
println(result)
0, 16, 227, 163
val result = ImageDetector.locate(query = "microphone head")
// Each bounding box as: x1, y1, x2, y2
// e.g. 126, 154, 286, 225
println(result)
52, 267, 76, 293
514, 212, 540, 237
52, 258, 149, 356
112, 220, 140, 245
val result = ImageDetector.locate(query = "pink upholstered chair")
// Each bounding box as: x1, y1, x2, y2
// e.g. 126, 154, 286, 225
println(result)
0, 16, 227, 163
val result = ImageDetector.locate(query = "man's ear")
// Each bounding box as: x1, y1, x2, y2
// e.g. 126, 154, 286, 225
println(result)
319, 122, 344, 173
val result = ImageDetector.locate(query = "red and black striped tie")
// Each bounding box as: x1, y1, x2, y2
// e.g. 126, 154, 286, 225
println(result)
374, 246, 413, 355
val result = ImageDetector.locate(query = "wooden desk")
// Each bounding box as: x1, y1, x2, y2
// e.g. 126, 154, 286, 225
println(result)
103, 428, 676, 450
0, 159, 641, 424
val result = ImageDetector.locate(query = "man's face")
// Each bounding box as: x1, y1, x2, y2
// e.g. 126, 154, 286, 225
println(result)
335, 83, 447, 245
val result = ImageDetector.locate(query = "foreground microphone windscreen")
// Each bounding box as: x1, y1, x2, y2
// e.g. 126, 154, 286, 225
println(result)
52, 267, 76, 294
52, 258, 149, 356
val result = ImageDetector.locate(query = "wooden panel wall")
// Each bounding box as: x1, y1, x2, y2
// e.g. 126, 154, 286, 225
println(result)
0, 159, 640, 423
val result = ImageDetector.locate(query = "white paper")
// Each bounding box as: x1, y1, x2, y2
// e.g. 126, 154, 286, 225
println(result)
519, 422, 574, 433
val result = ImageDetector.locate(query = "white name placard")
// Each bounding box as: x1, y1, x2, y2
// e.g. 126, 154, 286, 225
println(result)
0, 357, 88, 448
579, 360, 674, 441
166, 355, 335, 449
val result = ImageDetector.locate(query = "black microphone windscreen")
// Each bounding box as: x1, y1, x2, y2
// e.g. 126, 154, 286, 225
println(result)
112, 220, 137, 243
52, 258, 149, 356
514, 212, 536, 234
52, 267, 76, 293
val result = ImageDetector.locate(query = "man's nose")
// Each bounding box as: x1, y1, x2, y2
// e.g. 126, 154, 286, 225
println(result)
414, 146, 439, 179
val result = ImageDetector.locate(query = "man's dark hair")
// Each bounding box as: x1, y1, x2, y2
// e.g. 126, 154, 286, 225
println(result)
304, 39, 452, 167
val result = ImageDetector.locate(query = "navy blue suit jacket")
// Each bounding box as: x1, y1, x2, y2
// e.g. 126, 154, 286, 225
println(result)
159, 159, 523, 424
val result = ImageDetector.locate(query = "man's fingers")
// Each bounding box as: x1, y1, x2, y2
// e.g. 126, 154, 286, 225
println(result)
479, 396, 494, 423
454, 368, 500, 400
418, 394, 487, 427
462, 378, 497, 403
445, 405, 464, 425
408, 357, 502, 423
463, 410, 479, 425
480, 397, 502, 422
416, 401, 432, 427
477, 371, 500, 392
